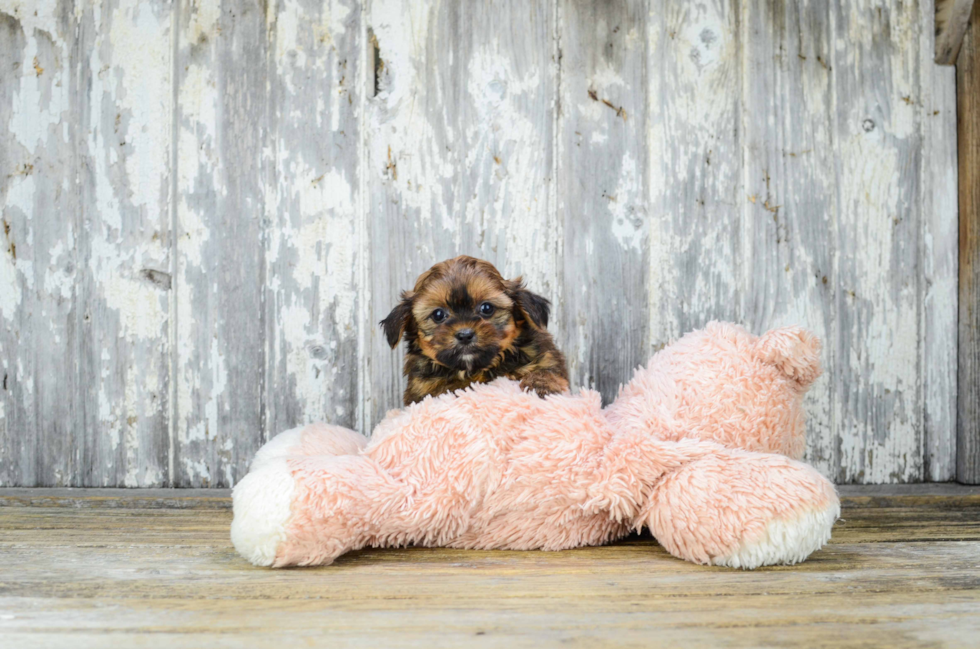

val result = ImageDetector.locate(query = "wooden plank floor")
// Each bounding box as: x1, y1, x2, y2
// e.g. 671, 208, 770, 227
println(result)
1, 486, 979, 648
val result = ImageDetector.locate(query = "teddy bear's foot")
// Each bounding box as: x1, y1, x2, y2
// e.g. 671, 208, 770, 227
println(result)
250, 422, 368, 472
642, 450, 839, 569
231, 457, 297, 566
234, 425, 370, 566
709, 498, 839, 569
233, 452, 407, 568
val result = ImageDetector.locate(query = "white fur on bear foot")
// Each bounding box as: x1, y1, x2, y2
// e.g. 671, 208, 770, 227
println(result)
231, 458, 296, 567
710, 500, 841, 569
248, 426, 306, 472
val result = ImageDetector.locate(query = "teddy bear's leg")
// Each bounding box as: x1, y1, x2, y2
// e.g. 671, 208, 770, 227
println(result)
232, 453, 406, 567
250, 422, 368, 471
231, 456, 298, 566
639, 450, 839, 569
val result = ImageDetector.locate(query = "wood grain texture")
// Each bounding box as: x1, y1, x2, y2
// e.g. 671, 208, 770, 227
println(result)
935, 0, 975, 64
647, 0, 741, 345
0, 4, 73, 487
0, 1, 174, 487
559, 0, 649, 400
74, 0, 174, 487
958, 0, 980, 484
1, 488, 979, 648
920, 0, 960, 481
831, 0, 926, 483
0, 487, 235, 509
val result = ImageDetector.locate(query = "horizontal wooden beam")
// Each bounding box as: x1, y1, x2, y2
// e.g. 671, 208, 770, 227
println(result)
936, 0, 975, 64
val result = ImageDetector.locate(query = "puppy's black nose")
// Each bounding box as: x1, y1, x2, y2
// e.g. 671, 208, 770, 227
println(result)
455, 328, 476, 344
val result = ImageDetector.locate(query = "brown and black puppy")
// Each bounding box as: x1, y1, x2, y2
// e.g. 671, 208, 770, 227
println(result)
381, 256, 569, 405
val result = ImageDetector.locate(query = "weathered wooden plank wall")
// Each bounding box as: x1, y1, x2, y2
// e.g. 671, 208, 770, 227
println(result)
0, 0, 961, 486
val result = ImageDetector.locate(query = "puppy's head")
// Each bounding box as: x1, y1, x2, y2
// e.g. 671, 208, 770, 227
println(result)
380, 256, 551, 374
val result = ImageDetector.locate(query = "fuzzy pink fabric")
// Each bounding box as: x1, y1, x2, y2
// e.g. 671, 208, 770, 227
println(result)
232, 322, 838, 569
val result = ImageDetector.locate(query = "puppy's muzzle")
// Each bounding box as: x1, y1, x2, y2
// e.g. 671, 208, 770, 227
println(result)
455, 328, 476, 345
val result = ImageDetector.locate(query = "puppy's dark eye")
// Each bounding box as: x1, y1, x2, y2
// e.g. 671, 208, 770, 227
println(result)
479, 302, 495, 317
431, 308, 448, 323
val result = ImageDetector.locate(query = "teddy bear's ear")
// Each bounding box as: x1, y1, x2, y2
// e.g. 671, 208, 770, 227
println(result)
754, 326, 822, 388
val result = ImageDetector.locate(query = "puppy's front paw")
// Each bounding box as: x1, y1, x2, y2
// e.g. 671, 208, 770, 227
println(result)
519, 372, 570, 398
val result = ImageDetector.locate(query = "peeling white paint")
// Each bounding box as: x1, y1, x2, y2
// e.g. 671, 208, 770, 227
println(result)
0, 240, 20, 320
648, 0, 740, 349
182, 457, 210, 484
198, 334, 229, 447
461, 45, 557, 291
177, 193, 210, 268
90, 235, 168, 341
607, 152, 643, 251
110, 1, 172, 219
1, 168, 38, 321
175, 278, 199, 445
287, 164, 356, 326
368, 0, 456, 230
174, 0, 223, 485
42, 238, 74, 300
279, 302, 326, 422
186, 0, 220, 45
7, 37, 64, 151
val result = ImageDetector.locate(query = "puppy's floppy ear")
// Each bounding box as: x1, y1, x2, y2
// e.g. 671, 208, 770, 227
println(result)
380, 292, 414, 348
506, 277, 551, 329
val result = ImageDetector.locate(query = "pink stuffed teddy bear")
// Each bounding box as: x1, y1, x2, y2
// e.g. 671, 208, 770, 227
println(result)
232, 322, 839, 569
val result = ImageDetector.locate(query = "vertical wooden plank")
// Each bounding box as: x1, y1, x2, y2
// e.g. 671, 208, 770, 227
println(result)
919, 0, 959, 481
958, 0, 980, 484
362, 0, 557, 426
1, 1, 173, 487
934, 0, 975, 64
0, 4, 75, 486
647, 0, 742, 349
264, 0, 362, 436
453, 0, 559, 332
362, 0, 459, 427
74, 0, 174, 486
558, 0, 648, 400
739, 0, 838, 478
174, 0, 268, 487
831, 0, 924, 483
